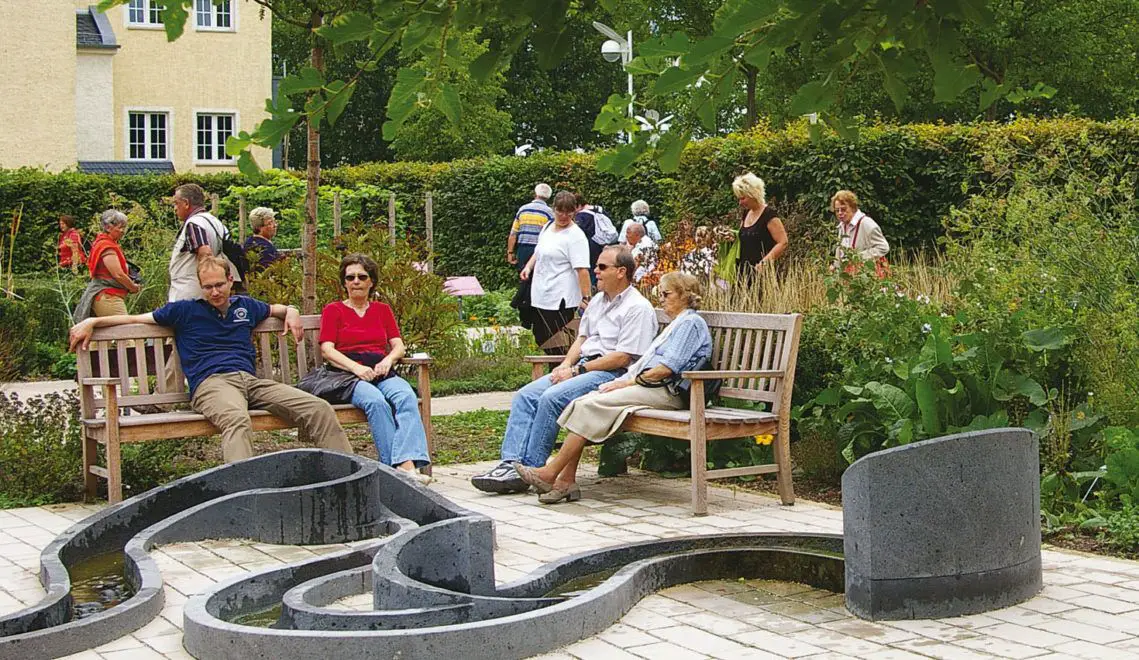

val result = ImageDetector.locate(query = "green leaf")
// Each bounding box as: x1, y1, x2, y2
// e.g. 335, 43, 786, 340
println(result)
789, 81, 836, 116
436, 82, 461, 126
324, 80, 356, 127
469, 51, 501, 83
814, 386, 843, 406
979, 78, 1007, 110
314, 11, 374, 46
683, 36, 734, 66
382, 68, 427, 141
596, 144, 643, 176
886, 418, 915, 447
993, 371, 1048, 406
841, 440, 856, 464
235, 151, 262, 183
638, 32, 690, 57
715, 0, 780, 32
915, 377, 942, 435
653, 66, 705, 95
864, 381, 916, 424
1023, 327, 1071, 352
251, 112, 300, 149
656, 131, 689, 173
279, 67, 325, 98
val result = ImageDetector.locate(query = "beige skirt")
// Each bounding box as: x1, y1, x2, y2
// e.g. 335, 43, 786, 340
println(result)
557, 384, 683, 443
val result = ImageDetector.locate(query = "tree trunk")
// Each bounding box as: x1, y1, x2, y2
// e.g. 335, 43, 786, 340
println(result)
303, 11, 324, 315
744, 64, 758, 130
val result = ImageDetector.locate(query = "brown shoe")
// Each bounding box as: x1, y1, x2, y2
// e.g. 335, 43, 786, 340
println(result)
538, 484, 581, 504
513, 464, 553, 494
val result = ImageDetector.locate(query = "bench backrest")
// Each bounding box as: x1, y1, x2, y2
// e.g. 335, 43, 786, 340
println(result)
76, 315, 330, 417
655, 310, 803, 407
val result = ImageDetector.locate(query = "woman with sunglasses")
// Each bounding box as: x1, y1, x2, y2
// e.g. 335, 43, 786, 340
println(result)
515, 271, 712, 503
317, 253, 431, 484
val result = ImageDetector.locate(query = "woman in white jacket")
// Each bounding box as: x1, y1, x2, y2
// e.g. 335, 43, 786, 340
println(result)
832, 190, 889, 275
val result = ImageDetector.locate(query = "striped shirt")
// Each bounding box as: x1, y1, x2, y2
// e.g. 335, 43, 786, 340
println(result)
510, 199, 554, 246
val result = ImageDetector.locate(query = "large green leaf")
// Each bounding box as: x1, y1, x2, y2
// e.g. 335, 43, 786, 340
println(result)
324, 80, 356, 127
639, 32, 691, 57
656, 131, 689, 173
653, 66, 705, 95
1022, 327, 1071, 352
864, 381, 916, 424
382, 68, 426, 141
914, 377, 942, 435
160, 2, 189, 42
993, 371, 1048, 406
279, 67, 326, 98
435, 82, 462, 126
314, 11, 374, 46
789, 80, 836, 116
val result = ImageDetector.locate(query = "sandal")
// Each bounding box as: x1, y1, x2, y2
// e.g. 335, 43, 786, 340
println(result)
538, 484, 581, 504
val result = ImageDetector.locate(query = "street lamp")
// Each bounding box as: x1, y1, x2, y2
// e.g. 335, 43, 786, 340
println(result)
592, 21, 634, 143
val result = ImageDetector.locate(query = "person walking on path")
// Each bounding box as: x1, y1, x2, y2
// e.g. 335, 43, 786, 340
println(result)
72, 210, 140, 322
70, 256, 353, 463
733, 173, 789, 279
507, 183, 554, 270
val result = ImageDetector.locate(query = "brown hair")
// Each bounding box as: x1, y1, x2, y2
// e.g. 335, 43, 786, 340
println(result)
831, 189, 860, 210
59, 215, 77, 229
552, 191, 577, 214
339, 253, 379, 297
602, 245, 636, 283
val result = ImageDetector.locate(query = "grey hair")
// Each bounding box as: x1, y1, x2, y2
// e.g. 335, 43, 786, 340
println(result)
100, 209, 128, 231
626, 222, 646, 239
660, 271, 703, 310
603, 245, 636, 283
534, 183, 552, 200
732, 172, 766, 205
631, 199, 650, 216
249, 207, 276, 233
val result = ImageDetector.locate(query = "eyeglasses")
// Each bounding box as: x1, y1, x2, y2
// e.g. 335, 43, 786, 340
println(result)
344, 273, 370, 282
596, 263, 615, 271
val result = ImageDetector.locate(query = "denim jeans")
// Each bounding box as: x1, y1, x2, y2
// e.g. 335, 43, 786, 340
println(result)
351, 375, 429, 467
501, 369, 620, 467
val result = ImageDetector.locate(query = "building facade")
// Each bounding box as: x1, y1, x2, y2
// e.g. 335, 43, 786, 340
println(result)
0, 1, 271, 173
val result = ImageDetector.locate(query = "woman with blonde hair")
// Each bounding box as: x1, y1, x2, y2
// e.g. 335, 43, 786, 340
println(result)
831, 189, 889, 276
732, 173, 789, 277
514, 271, 713, 503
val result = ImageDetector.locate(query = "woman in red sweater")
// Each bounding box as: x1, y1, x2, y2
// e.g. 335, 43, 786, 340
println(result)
318, 253, 430, 484
58, 215, 86, 270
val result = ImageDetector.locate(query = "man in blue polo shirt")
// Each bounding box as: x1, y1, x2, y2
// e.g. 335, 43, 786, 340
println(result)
69, 256, 353, 463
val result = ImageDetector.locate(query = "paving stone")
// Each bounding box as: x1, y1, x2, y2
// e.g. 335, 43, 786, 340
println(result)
563, 638, 642, 659
1017, 596, 1077, 614
1068, 594, 1139, 613
595, 623, 659, 648
818, 618, 920, 644
888, 638, 999, 660
784, 627, 888, 656
625, 641, 709, 659
731, 628, 828, 657
1031, 618, 1132, 644
1049, 639, 1139, 659
953, 635, 1055, 658
618, 606, 678, 631
652, 624, 757, 658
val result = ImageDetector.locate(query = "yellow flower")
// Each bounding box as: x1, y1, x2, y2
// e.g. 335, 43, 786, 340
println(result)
754, 434, 774, 445
469, 315, 477, 321
1076, 411, 1086, 420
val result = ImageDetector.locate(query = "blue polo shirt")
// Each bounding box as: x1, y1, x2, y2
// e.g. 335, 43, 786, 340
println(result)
152, 296, 272, 394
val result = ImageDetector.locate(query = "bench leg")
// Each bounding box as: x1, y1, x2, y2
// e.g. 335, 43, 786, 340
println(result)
773, 420, 795, 506
82, 433, 99, 503
530, 363, 546, 382
417, 364, 434, 477
104, 385, 124, 505
688, 381, 708, 516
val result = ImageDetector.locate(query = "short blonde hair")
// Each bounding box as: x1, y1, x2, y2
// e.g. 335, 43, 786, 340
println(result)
249, 207, 276, 233
831, 190, 860, 210
631, 199, 650, 216
660, 271, 703, 310
196, 255, 232, 281
732, 172, 766, 205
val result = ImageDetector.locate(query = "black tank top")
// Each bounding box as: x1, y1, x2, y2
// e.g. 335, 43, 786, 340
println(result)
738, 205, 778, 271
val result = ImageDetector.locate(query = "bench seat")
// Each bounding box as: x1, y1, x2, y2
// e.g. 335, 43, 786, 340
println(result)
80, 405, 371, 444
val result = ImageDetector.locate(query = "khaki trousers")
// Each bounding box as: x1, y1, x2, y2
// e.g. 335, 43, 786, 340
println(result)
191, 371, 353, 463
92, 293, 128, 317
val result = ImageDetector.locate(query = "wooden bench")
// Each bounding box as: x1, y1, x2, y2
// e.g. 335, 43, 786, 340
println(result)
525, 310, 803, 515
76, 315, 434, 504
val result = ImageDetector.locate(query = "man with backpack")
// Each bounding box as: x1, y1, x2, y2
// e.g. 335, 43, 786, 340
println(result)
573, 193, 618, 286
168, 183, 245, 301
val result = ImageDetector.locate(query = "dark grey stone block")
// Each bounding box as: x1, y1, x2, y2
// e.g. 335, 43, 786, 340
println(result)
843, 428, 1042, 619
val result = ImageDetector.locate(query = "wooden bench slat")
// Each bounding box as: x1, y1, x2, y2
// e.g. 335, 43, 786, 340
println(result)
154, 338, 169, 393
135, 340, 150, 395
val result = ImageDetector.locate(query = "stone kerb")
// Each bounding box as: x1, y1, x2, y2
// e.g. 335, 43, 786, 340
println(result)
842, 427, 1042, 620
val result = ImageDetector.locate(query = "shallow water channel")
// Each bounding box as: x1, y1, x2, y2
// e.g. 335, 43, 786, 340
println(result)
69, 551, 136, 619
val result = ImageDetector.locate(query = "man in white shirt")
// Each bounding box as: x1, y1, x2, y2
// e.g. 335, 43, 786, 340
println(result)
472, 246, 658, 494
168, 183, 241, 302
622, 222, 657, 283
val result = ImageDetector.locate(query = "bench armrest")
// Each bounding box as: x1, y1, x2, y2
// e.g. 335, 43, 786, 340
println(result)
680, 369, 785, 380
398, 356, 433, 366
523, 355, 566, 364
82, 378, 121, 388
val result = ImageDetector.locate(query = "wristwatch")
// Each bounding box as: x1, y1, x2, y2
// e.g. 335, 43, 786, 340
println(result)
573, 364, 584, 377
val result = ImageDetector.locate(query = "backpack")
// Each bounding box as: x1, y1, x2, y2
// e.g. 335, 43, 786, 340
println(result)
583, 207, 618, 246
192, 212, 250, 281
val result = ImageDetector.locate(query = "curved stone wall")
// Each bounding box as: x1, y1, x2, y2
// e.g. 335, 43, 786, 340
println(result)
842, 428, 1042, 620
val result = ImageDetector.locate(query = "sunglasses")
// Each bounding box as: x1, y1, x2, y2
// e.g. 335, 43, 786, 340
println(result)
344, 273, 370, 282
596, 263, 618, 271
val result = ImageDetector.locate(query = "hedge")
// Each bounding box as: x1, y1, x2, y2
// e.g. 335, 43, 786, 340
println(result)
3, 118, 1138, 290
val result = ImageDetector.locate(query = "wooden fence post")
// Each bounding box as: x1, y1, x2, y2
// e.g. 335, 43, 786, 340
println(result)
238, 196, 247, 244
209, 193, 219, 215
333, 190, 342, 237
388, 193, 396, 246
425, 191, 433, 273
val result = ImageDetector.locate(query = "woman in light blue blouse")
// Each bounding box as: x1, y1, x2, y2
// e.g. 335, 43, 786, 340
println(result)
515, 271, 713, 503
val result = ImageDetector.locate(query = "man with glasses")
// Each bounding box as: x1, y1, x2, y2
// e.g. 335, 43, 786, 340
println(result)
69, 256, 353, 463
472, 245, 657, 494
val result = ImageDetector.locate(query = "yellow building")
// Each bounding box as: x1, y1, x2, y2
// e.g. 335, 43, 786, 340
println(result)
0, 1, 271, 173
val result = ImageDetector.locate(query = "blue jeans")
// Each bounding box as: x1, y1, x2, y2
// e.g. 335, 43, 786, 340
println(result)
351, 376, 429, 467
501, 369, 621, 467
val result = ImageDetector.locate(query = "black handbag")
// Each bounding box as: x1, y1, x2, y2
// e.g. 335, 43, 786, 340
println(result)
296, 365, 359, 404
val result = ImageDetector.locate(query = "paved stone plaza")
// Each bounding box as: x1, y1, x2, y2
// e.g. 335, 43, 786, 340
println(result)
3, 461, 1139, 659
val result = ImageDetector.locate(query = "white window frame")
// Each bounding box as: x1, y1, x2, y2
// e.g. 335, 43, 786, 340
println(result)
193, 109, 240, 165
124, 108, 173, 161
194, 0, 238, 32
124, 0, 165, 29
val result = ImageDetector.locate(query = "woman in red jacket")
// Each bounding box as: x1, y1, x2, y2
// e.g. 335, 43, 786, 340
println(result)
58, 215, 86, 270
